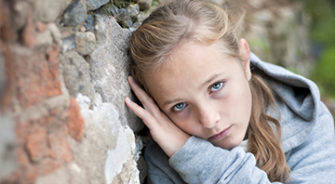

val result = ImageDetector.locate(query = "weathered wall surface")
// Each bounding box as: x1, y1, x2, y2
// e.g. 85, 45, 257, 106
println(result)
0, 0, 144, 183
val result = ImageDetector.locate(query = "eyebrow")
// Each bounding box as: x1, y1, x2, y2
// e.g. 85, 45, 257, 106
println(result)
162, 73, 223, 107
163, 98, 183, 108
200, 73, 222, 90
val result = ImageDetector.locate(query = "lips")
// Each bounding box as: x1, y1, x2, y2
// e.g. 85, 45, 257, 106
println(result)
209, 125, 232, 141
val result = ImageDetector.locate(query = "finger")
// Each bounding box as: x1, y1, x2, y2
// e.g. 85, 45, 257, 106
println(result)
124, 96, 146, 119
124, 97, 155, 128
127, 76, 160, 112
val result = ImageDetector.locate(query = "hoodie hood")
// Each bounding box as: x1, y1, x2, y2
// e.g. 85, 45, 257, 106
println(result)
250, 53, 320, 151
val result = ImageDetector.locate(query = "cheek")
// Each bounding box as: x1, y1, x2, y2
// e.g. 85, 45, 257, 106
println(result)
240, 87, 252, 122
226, 82, 252, 121
168, 110, 190, 128
242, 90, 252, 121
169, 110, 202, 136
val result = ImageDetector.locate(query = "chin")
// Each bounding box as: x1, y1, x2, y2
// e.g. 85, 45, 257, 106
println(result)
215, 136, 244, 150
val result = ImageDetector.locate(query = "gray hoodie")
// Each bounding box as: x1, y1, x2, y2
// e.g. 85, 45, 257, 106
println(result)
144, 53, 335, 184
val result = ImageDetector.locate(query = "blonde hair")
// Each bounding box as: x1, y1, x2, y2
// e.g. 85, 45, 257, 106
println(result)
129, 0, 290, 182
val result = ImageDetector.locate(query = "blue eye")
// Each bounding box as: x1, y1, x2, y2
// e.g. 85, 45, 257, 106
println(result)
173, 103, 186, 112
210, 82, 223, 92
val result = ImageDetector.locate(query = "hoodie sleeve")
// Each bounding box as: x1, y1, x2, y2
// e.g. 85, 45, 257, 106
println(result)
168, 136, 277, 184
145, 136, 273, 184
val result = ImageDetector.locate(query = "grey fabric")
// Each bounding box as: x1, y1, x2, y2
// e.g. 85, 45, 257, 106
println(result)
144, 53, 335, 184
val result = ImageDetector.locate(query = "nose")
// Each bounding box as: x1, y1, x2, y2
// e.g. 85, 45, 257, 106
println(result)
198, 105, 220, 129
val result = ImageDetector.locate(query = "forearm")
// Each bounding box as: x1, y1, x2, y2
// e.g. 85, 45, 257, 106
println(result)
169, 136, 276, 184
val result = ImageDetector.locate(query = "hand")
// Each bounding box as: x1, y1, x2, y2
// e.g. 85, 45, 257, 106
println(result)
124, 76, 190, 157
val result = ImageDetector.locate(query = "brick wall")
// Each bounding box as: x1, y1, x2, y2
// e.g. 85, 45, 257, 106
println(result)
0, 0, 142, 183
0, 0, 86, 183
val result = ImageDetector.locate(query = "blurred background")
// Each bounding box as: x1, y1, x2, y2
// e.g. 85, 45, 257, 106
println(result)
303, 0, 335, 99
216, 0, 335, 117
224, 0, 335, 116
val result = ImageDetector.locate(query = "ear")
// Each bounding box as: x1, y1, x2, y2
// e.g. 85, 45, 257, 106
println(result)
238, 38, 251, 81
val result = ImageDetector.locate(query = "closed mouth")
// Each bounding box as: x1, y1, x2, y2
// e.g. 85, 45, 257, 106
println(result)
209, 125, 232, 141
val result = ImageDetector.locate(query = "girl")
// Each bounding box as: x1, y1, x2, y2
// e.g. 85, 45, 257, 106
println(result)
124, 0, 335, 183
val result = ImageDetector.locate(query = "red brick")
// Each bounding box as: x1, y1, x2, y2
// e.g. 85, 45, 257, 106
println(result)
36, 22, 47, 32
47, 130, 73, 164
67, 98, 84, 141
10, 105, 74, 183
16, 46, 62, 109
4, 141, 37, 184
1, 46, 15, 112
22, 16, 36, 47
39, 159, 61, 176
25, 127, 47, 162
0, 1, 16, 112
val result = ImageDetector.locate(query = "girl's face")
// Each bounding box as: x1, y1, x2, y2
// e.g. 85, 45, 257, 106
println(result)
144, 40, 252, 149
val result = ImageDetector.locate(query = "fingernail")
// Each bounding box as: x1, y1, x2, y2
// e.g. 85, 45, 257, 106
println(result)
127, 76, 133, 83
125, 97, 131, 103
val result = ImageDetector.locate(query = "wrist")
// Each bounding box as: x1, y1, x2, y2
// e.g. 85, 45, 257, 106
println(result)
166, 134, 190, 157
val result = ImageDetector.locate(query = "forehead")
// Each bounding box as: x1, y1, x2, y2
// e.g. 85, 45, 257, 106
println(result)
153, 41, 235, 77
144, 41, 242, 103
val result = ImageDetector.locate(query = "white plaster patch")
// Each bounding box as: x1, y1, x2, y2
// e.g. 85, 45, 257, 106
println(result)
76, 93, 139, 184
104, 125, 136, 184
135, 137, 144, 161
68, 162, 82, 174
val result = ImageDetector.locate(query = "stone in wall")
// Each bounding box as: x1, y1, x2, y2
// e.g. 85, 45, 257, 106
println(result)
90, 14, 143, 133
60, 51, 95, 101
86, 0, 109, 11
74, 31, 97, 55
84, 15, 95, 31
62, 0, 88, 27
34, 0, 72, 22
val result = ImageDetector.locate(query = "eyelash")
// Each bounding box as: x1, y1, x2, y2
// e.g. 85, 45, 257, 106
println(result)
173, 103, 187, 112
171, 81, 225, 113
209, 81, 224, 93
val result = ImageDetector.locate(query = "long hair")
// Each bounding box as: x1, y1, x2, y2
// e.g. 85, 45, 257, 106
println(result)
129, 0, 290, 182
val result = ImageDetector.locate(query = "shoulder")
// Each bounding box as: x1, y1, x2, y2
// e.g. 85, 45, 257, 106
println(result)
144, 139, 169, 168
278, 97, 334, 152
249, 53, 334, 151
144, 139, 185, 183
